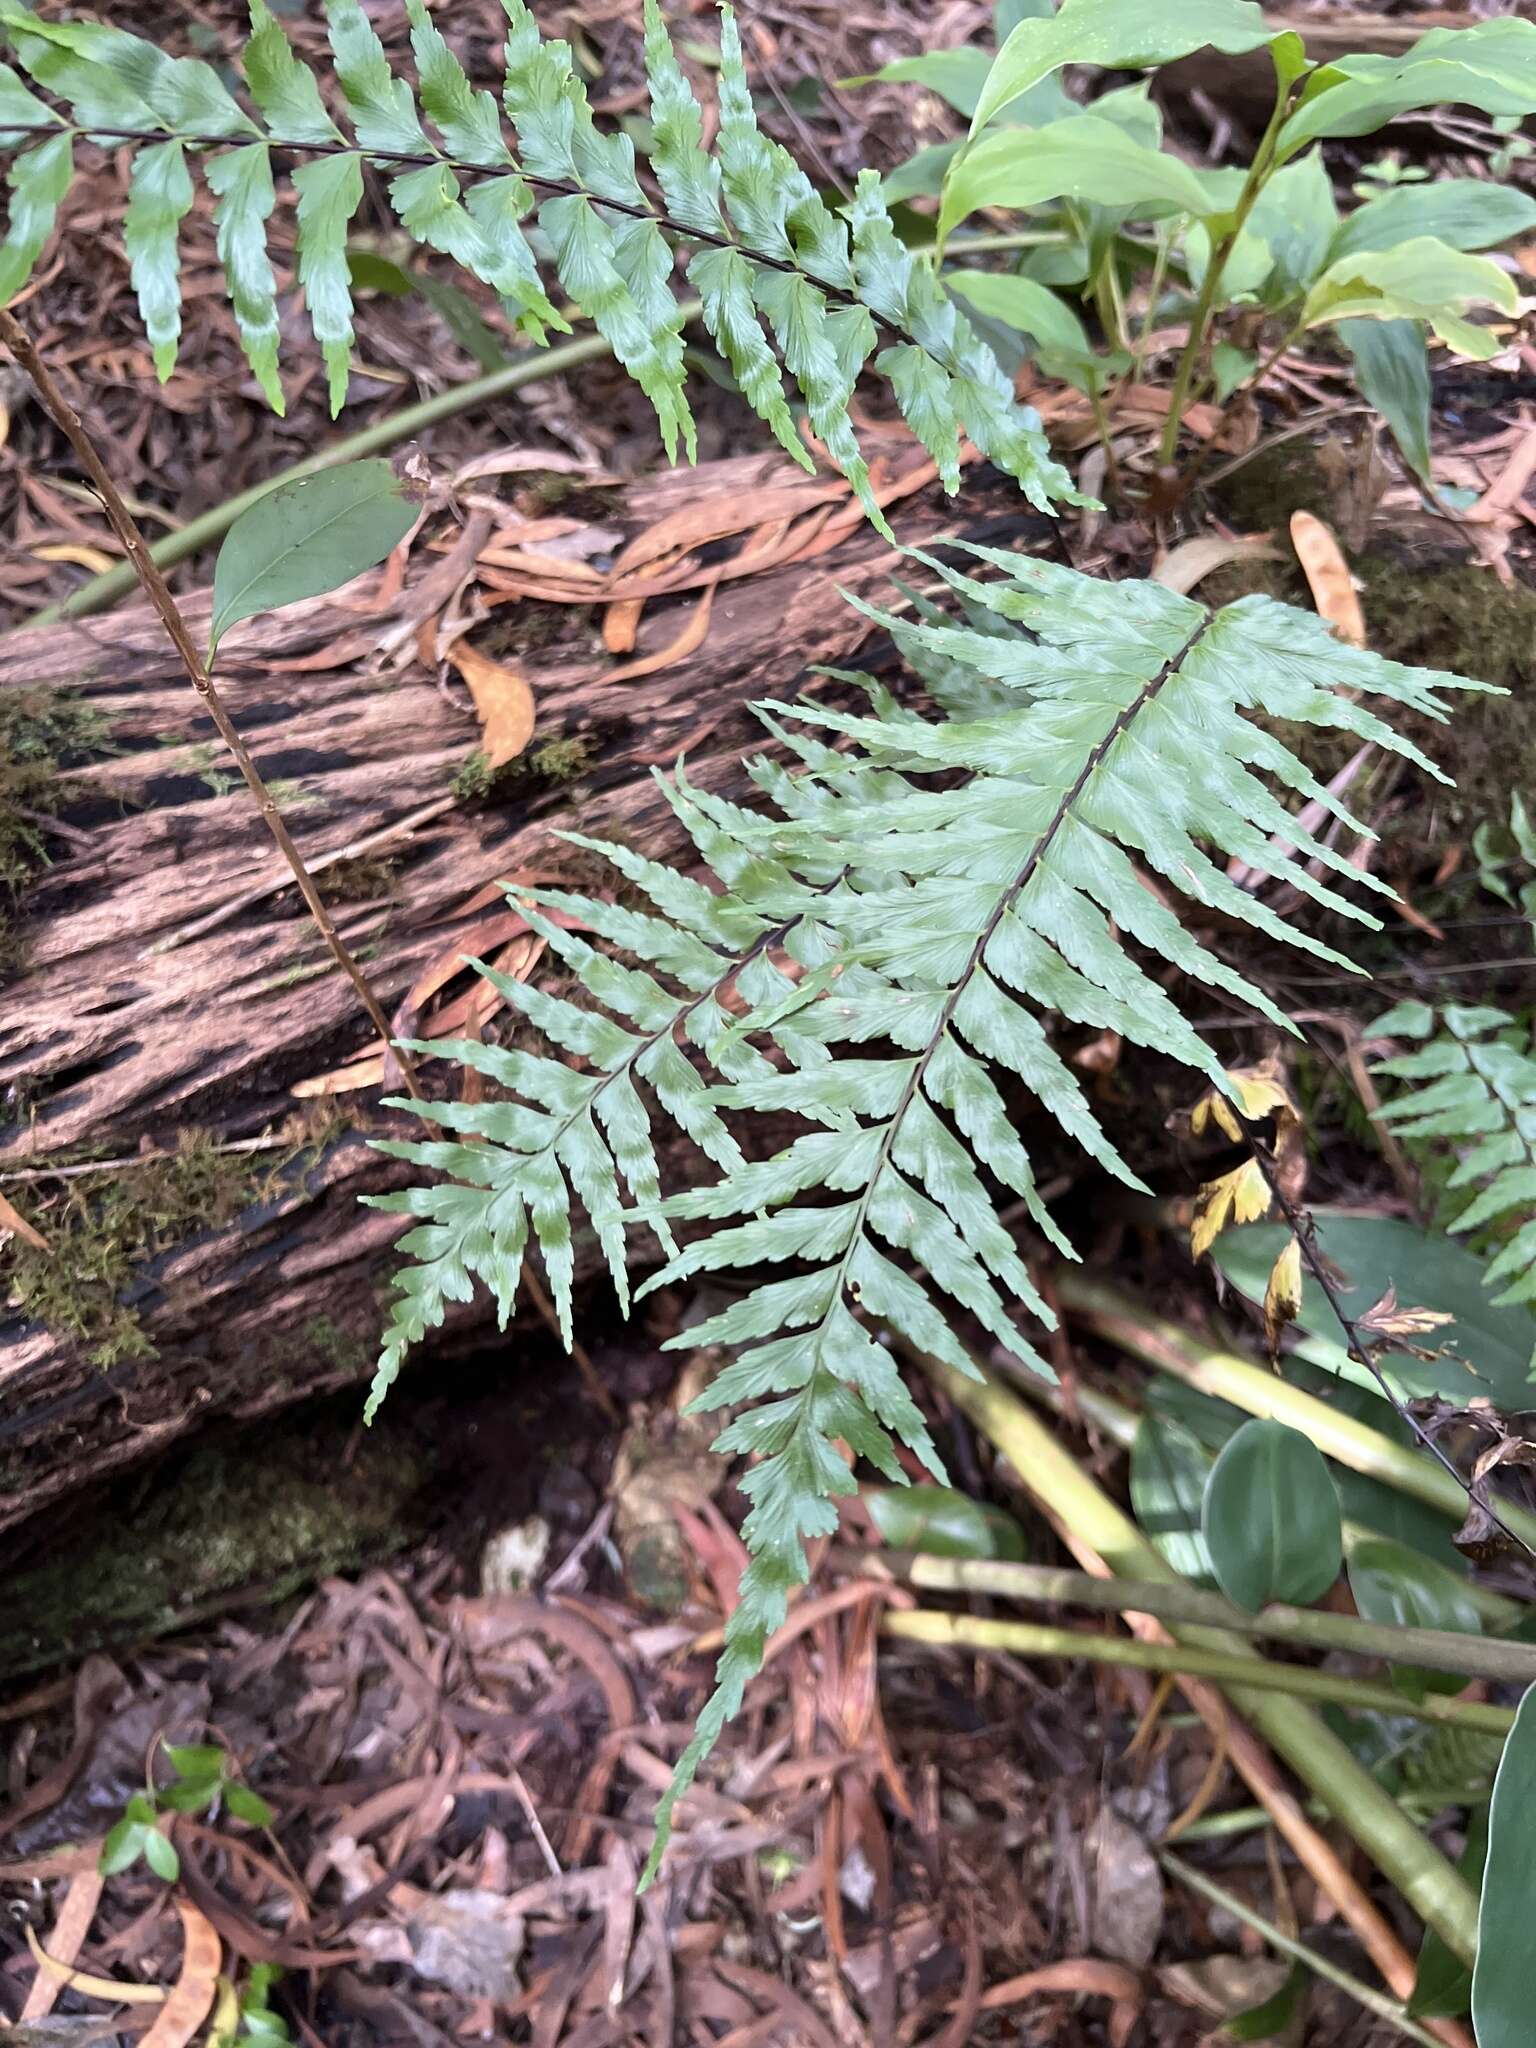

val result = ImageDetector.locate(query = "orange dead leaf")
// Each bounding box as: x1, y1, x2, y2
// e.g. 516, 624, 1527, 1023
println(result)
1263, 1235, 1304, 1355
290, 1053, 388, 1099
140, 1900, 220, 2048
1289, 511, 1366, 647
0, 1192, 51, 1253
448, 637, 535, 768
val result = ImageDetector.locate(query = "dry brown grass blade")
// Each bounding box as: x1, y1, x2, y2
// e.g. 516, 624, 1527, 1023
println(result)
139, 1900, 222, 2048
19, 1865, 104, 2020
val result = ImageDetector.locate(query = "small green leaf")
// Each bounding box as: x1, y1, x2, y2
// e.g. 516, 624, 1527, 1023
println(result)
210, 458, 417, 658
1333, 178, 1536, 263
142, 1825, 180, 1883
161, 1780, 221, 1813
292, 150, 365, 414
1202, 1418, 1342, 1612
1337, 317, 1431, 485
207, 144, 283, 414
1473, 1682, 1536, 2047
245, 0, 342, 147
1303, 237, 1517, 361
1279, 17, 1536, 156
0, 129, 71, 307
1348, 1534, 1484, 1698
225, 1783, 276, 1828
864, 1482, 1027, 1560
99, 1818, 146, 1875
125, 1791, 159, 1825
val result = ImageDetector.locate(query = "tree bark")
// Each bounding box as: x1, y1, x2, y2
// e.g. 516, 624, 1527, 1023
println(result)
0, 435, 1025, 1529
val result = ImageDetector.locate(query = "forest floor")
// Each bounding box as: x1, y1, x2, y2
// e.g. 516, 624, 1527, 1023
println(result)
4, 0, 1536, 2040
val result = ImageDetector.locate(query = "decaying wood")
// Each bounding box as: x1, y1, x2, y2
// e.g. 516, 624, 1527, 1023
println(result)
0, 435, 1030, 1530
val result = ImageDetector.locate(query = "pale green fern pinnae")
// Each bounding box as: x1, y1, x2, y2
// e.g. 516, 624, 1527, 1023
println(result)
359, 544, 1487, 1879
0, 0, 1076, 529
1373, 1001, 1536, 1306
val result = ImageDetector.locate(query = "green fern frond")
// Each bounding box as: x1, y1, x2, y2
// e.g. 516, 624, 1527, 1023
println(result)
357, 548, 1486, 1879
1373, 1000, 1536, 1305
0, 0, 1075, 523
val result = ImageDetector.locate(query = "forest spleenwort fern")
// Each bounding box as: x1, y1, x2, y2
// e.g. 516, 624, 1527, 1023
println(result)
0, 0, 1076, 529
359, 543, 1490, 1879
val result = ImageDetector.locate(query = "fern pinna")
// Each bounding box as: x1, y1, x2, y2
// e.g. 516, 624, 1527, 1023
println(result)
0, 0, 1074, 532
361, 544, 1486, 1874
1373, 1001, 1536, 1307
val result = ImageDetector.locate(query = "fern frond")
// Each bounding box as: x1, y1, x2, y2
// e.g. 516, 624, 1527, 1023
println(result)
358, 549, 1486, 1877
0, 0, 1075, 522
1373, 1000, 1536, 1304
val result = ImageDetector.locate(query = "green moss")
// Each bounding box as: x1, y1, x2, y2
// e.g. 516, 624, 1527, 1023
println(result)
322, 854, 399, 902
0, 686, 109, 968
528, 733, 595, 783
0, 1406, 429, 1676
6, 1135, 289, 1367
450, 732, 595, 805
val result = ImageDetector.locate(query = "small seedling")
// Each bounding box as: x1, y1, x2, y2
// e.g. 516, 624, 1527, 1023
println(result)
99, 1742, 274, 1884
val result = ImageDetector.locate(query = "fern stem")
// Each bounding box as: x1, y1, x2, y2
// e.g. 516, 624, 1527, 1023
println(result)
913, 1343, 1482, 1966
1159, 1851, 1452, 2048
884, 1608, 1516, 1735
862, 1553, 1536, 1684
28, 318, 681, 625
1055, 1270, 1536, 1556
0, 298, 421, 1100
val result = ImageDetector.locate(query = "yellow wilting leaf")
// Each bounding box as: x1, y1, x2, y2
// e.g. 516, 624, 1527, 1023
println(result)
1289, 510, 1366, 648
1190, 1158, 1271, 1260
1190, 1061, 1301, 1144
1263, 1234, 1304, 1356
447, 636, 536, 769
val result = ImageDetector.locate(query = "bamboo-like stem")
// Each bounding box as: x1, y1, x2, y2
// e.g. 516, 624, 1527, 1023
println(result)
883, 1609, 1515, 1735
1054, 1269, 1536, 1555
860, 1552, 1536, 1685
0, 302, 422, 1101
1159, 1851, 1454, 2048
914, 1348, 1483, 1967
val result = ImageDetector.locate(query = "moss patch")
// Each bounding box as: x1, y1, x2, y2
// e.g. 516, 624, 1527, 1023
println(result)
6, 1135, 290, 1367
450, 733, 596, 805
0, 686, 110, 968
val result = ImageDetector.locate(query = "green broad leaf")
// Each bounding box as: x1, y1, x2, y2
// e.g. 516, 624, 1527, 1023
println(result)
1409, 1807, 1486, 2019
1333, 179, 1536, 263
1201, 1418, 1342, 1613
939, 117, 1223, 244
292, 150, 364, 414
163, 1743, 227, 1778
245, 0, 343, 147
944, 268, 1090, 361
209, 459, 417, 659
1303, 237, 1518, 361
1348, 1533, 1484, 1699
124, 138, 194, 382
224, 1782, 275, 1827
1279, 18, 1536, 156
1130, 1411, 1216, 1582
142, 1825, 180, 1883
863, 1482, 1028, 1560
848, 47, 994, 119
970, 0, 1272, 135
1473, 1683, 1536, 2048
1211, 341, 1257, 401
882, 141, 961, 207
1213, 1212, 1536, 1410
207, 144, 283, 414
1227, 1965, 1305, 2041
99, 1818, 146, 1875
0, 129, 71, 307
642, 0, 723, 235
1245, 150, 1338, 300
1337, 317, 1431, 486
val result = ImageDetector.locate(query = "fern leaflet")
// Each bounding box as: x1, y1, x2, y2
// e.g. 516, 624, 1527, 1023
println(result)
0, 0, 1077, 528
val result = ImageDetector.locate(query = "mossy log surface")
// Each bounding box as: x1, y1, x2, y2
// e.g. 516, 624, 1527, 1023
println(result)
0, 436, 999, 1528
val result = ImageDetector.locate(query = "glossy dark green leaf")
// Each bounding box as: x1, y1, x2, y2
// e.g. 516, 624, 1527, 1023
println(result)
1202, 1419, 1342, 1613
1130, 1412, 1215, 1582
1409, 1807, 1487, 2019
209, 459, 417, 658
864, 1482, 1027, 1560
1473, 1684, 1536, 2047
1348, 1533, 1484, 1698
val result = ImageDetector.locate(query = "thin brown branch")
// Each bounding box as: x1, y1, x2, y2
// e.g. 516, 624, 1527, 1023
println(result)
0, 302, 422, 1101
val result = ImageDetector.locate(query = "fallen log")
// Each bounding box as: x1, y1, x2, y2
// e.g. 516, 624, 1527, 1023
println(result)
0, 434, 1034, 1528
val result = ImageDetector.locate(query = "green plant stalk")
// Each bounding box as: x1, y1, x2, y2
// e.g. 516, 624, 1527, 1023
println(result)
915, 1349, 1483, 1965
883, 1609, 1516, 1735
1159, 1850, 1450, 2048
869, 1554, 1536, 1685
24, 226, 1059, 630
1055, 1270, 1536, 1556
1158, 68, 1295, 464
